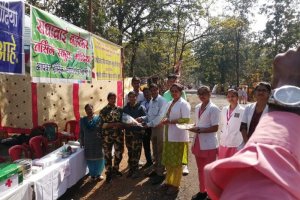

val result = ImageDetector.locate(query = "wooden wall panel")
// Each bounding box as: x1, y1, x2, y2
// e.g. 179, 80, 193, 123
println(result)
78, 80, 117, 116
0, 75, 32, 129
0, 74, 120, 132
36, 83, 74, 131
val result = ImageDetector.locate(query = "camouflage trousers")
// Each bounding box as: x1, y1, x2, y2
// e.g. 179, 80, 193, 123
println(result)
125, 130, 144, 171
102, 130, 124, 174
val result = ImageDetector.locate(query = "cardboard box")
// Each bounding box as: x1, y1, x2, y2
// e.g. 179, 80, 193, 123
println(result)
0, 163, 23, 193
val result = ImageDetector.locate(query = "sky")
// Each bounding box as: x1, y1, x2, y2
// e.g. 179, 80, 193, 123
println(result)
210, 0, 267, 32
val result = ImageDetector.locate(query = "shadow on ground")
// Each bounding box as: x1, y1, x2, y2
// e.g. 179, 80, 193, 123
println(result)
59, 94, 230, 200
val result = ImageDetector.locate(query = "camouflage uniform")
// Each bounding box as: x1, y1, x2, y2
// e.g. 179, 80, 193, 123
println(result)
99, 104, 124, 175
125, 130, 144, 171
123, 103, 146, 171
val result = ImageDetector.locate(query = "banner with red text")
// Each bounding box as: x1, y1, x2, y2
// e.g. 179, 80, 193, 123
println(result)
31, 7, 92, 83
92, 36, 121, 80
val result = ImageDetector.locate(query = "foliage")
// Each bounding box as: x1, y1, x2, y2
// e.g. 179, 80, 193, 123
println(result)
261, 0, 300, 57
25, 0, 300, 88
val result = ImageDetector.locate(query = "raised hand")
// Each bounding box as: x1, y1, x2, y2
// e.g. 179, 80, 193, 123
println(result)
273, 47, 300, 88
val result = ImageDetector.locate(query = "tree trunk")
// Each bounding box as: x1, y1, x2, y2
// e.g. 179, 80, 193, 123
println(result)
173, 11, 181, 68
235, 29, 241, 87
117, 4, 124, 45
129, 42, 139, 76
88, 0, 92, 33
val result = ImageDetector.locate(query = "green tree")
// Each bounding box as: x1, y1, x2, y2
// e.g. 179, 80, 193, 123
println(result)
261, 0, 300, 57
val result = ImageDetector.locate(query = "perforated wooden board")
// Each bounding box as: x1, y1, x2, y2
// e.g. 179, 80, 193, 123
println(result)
36, 83, 74, 130
0, 74, 33, 129
78, 80, 117, 116
0, 74, 120, 131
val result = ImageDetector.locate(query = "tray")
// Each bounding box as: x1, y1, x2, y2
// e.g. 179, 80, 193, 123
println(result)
176, 123, 195, 130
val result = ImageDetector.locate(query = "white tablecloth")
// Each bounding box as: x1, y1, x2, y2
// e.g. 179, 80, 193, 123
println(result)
30, 146, 87, 200
0, 180, 33, 200
1, 146, 87, 200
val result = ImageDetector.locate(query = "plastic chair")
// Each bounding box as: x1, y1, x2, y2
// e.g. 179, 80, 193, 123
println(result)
60, 120, 80, 142
0, 129, 8, 139
0, 156, 6, 163
8, 144, 31, 161
29, 136, 48, 159
30, 126, 45, 138
42, 122, 61, 149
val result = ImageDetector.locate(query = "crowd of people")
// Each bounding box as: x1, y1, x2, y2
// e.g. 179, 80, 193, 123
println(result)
79, 47, 300, 200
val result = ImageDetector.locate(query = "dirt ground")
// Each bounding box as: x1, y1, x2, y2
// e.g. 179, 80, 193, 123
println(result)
60, 94, 228, 200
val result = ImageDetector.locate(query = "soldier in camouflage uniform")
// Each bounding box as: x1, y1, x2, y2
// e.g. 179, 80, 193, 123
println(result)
123, 91, 147, 178
100, 92, 124, 183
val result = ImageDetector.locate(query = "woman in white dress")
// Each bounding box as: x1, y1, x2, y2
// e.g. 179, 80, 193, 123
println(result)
240, 82, 271, 143
219, 89, 245, 159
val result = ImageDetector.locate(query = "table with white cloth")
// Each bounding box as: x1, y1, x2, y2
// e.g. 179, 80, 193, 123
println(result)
0, 180, 33, 200
0, 146, 87, 200
30, 146, 88, 200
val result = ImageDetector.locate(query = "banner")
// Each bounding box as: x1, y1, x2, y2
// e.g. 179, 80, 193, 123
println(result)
92, 36, 121, 80
31, 7, 92, 83
0, 0, 24, 75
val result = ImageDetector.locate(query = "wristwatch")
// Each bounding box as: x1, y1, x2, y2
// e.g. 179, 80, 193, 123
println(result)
268, 85, 300, 108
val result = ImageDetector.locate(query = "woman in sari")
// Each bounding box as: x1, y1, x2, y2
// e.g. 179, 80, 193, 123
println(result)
80, 104, 105, 180
161, 83, 191, 195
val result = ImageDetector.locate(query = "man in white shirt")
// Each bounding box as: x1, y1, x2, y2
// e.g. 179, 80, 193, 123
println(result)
140, 87, 153, 168
124, 76, 145, 105
140, 83, 167, 185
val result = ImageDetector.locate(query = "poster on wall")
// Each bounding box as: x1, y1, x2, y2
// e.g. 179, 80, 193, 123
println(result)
31, 7, 92, 83
92, 36, 122, 80
0, 0, 24, 75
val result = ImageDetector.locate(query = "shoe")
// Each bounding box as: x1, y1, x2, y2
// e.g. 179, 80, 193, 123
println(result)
146, 170, 157, 177
142, 162, 153, 169
166, 186, 179, 195
150, 175, 165, 185
191, 192, 208, 200
131, 171, 140, 179
158, 183, 169, 192
105, 173, 112, 183
89, 176, 96, 182
113, 169, 123, 177
127, 170, 133, 178
182, 165, 189, 176
138, 160, 145, 166
96, 175, 104, 181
